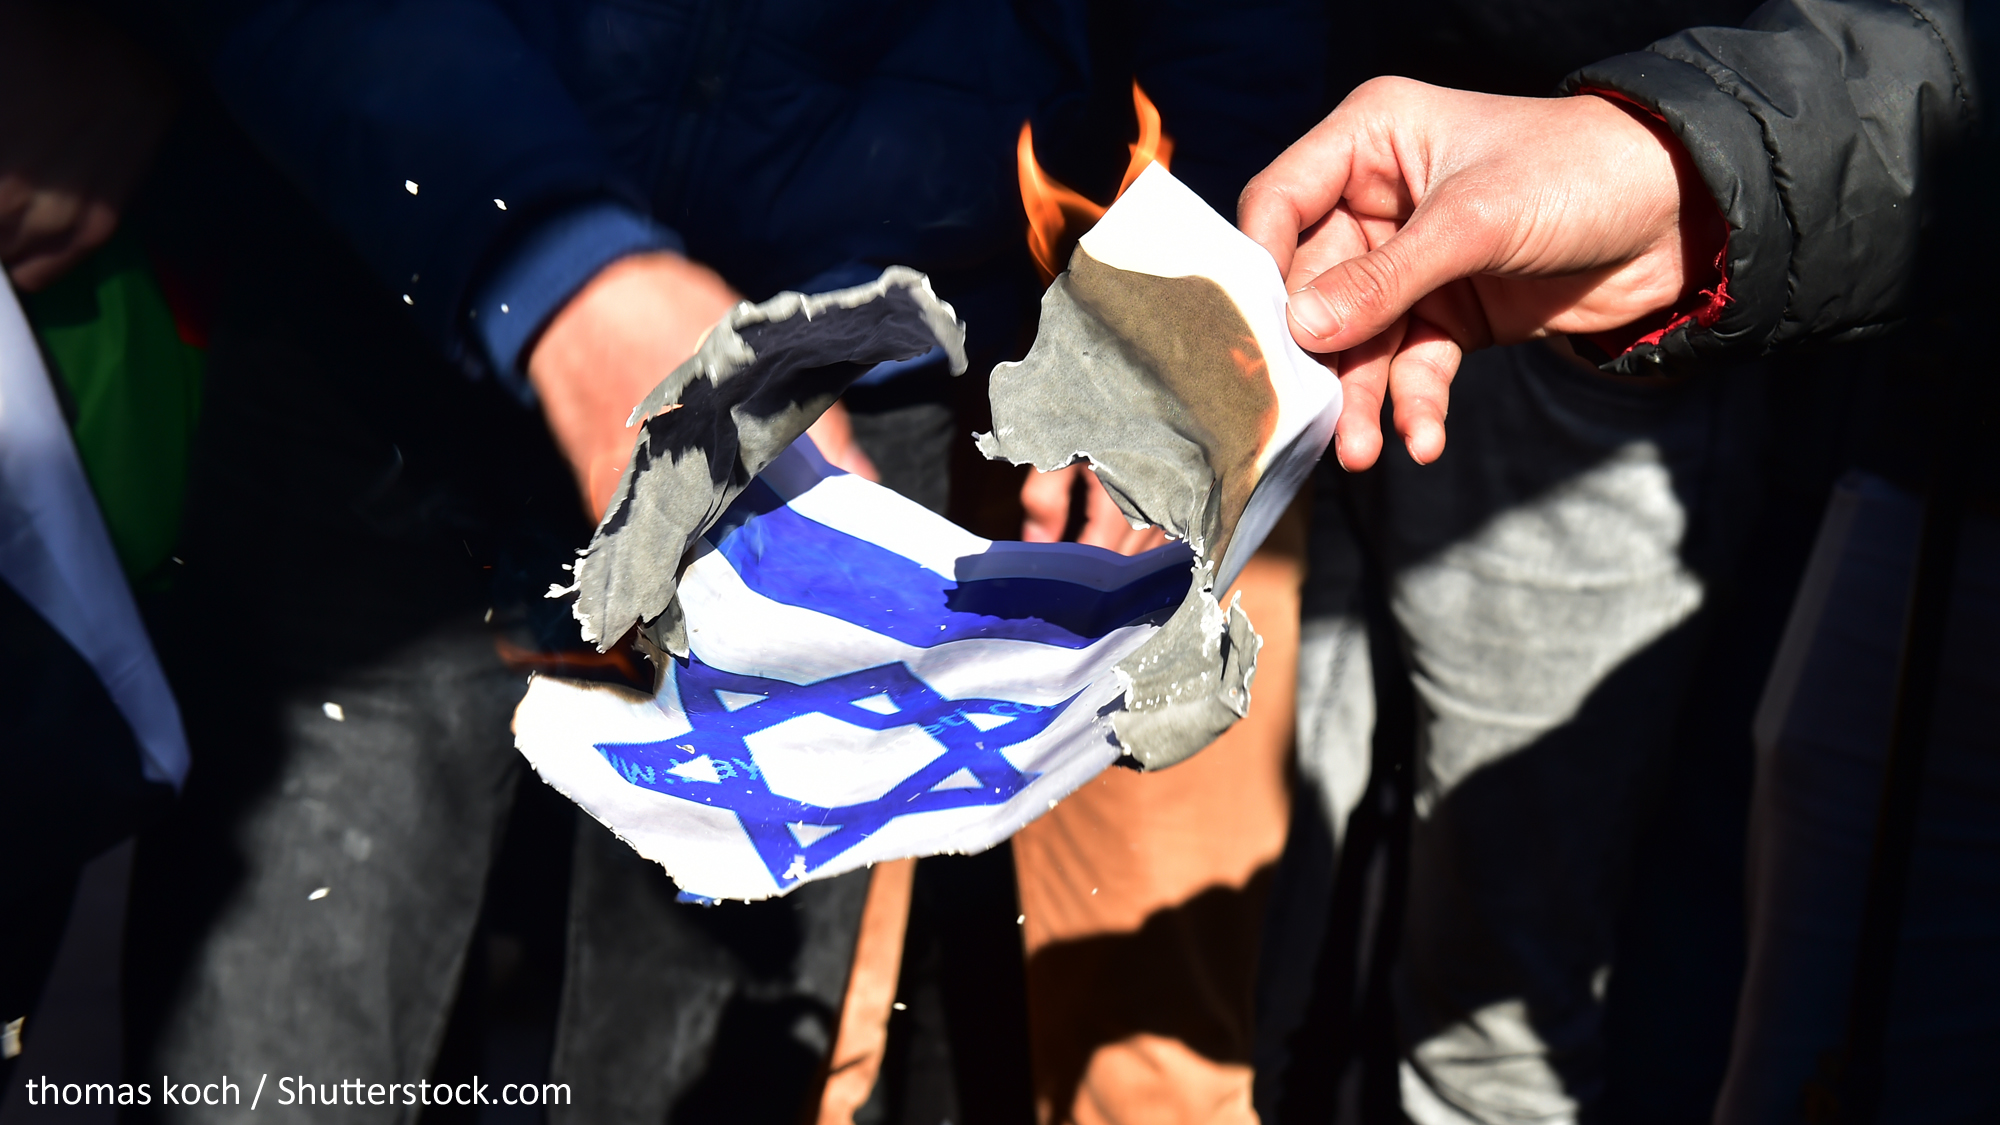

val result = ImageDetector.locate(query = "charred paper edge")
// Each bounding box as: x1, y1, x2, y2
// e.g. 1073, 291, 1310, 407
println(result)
560, 266, 967, 657
978, 165, 1342, 769
976, 280, 1261, 770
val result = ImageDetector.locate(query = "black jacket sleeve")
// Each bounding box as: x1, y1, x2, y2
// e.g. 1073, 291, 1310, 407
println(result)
1560, 0, 1979, 374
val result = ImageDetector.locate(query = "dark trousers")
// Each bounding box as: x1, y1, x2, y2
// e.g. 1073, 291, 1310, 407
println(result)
1716, 473, 2000, 1124
121, 207, 870, 1123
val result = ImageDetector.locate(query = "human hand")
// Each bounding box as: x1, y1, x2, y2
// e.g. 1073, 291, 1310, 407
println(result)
0, 2, 175, 291
1238, 78, 1724, 470
804, 400, 881, 483
527, 252, 744, 519
1020, 463, 1170, 556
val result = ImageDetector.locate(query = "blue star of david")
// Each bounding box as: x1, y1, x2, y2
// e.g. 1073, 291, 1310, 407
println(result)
596, 657, 1072, 891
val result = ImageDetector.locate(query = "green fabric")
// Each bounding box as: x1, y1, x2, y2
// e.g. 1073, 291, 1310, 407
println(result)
22, 233, 204, 588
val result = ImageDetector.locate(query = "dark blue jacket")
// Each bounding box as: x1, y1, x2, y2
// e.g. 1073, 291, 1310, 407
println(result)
164, 0, 1327, 377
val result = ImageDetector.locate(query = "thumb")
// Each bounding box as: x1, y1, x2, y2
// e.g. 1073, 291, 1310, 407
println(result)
1285, 206, 1471, 355
1019, 464, 1076, 543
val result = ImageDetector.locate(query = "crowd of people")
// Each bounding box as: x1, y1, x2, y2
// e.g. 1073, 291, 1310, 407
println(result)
3, 0, 1993, 1122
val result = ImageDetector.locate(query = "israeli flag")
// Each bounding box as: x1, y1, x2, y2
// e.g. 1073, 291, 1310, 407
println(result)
514, 440, 1191, 902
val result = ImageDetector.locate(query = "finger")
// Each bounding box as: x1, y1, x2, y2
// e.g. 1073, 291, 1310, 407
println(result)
1241, 75, 1435, 279
1329, 314, 1406, 472
1283, 206, 1369, 309
586, 449, 630, 523
1019, 464, 1076, 543
1117, 524, 1172, 555
1077, 468, 1158, 556
11, 188, 83, 250
1238, 116, 1359, 279
7, 201, 118, 291
6, 246, 93, 292
805, 402, 881, 482
1386, 316, 1462, 465
819, 441, 881, 482
1286, 191, 1490, 355
1288, 205, 1402, 290
1286, 209, 1408, 356
0, 183, 60, 264
1408, 280, 1495, 356
70, 200, 118, 260
0, 174, 34, 253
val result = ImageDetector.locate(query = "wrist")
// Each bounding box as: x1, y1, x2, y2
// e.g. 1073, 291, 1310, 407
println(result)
1576, 91, 1729, 357
528, 252, 742, 387
528, 252, 742, 516
469, 202, 683, 384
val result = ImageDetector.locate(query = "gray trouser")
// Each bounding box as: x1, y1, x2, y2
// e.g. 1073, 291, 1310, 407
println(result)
128, 624, 528, 1117
127, 618, 870, 1125
1715, 472, 2000, 1125
1288, 342, 1766, 1124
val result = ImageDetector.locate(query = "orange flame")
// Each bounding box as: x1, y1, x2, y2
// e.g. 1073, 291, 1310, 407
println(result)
1019, 81, 1174, 285
1118, 81, 1174, 197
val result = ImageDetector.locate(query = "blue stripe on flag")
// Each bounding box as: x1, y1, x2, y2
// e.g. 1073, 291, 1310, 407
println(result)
704, 479, 1185, 649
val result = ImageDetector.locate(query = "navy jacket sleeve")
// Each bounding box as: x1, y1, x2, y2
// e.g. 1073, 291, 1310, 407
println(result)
167, 0, 665, 359
468, 202, 682, 390
1561, 0, 1980, 374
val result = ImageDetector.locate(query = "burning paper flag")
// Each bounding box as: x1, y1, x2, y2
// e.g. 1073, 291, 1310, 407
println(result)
514, 166, 1337, 901
980, 163, 1341, 768
516, 440, 1193, 901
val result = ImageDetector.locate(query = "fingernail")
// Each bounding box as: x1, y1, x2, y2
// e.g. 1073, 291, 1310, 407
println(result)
1408, 420, 1442, 464
1332, 431, 1350, 472
1288, 285, 1341, 341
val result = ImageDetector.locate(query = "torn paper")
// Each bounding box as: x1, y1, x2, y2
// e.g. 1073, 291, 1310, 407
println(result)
570, 266, 967, 660
517, 440, 1194, 901
977, 164, 1340, 769
523, 225, 1337, 898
